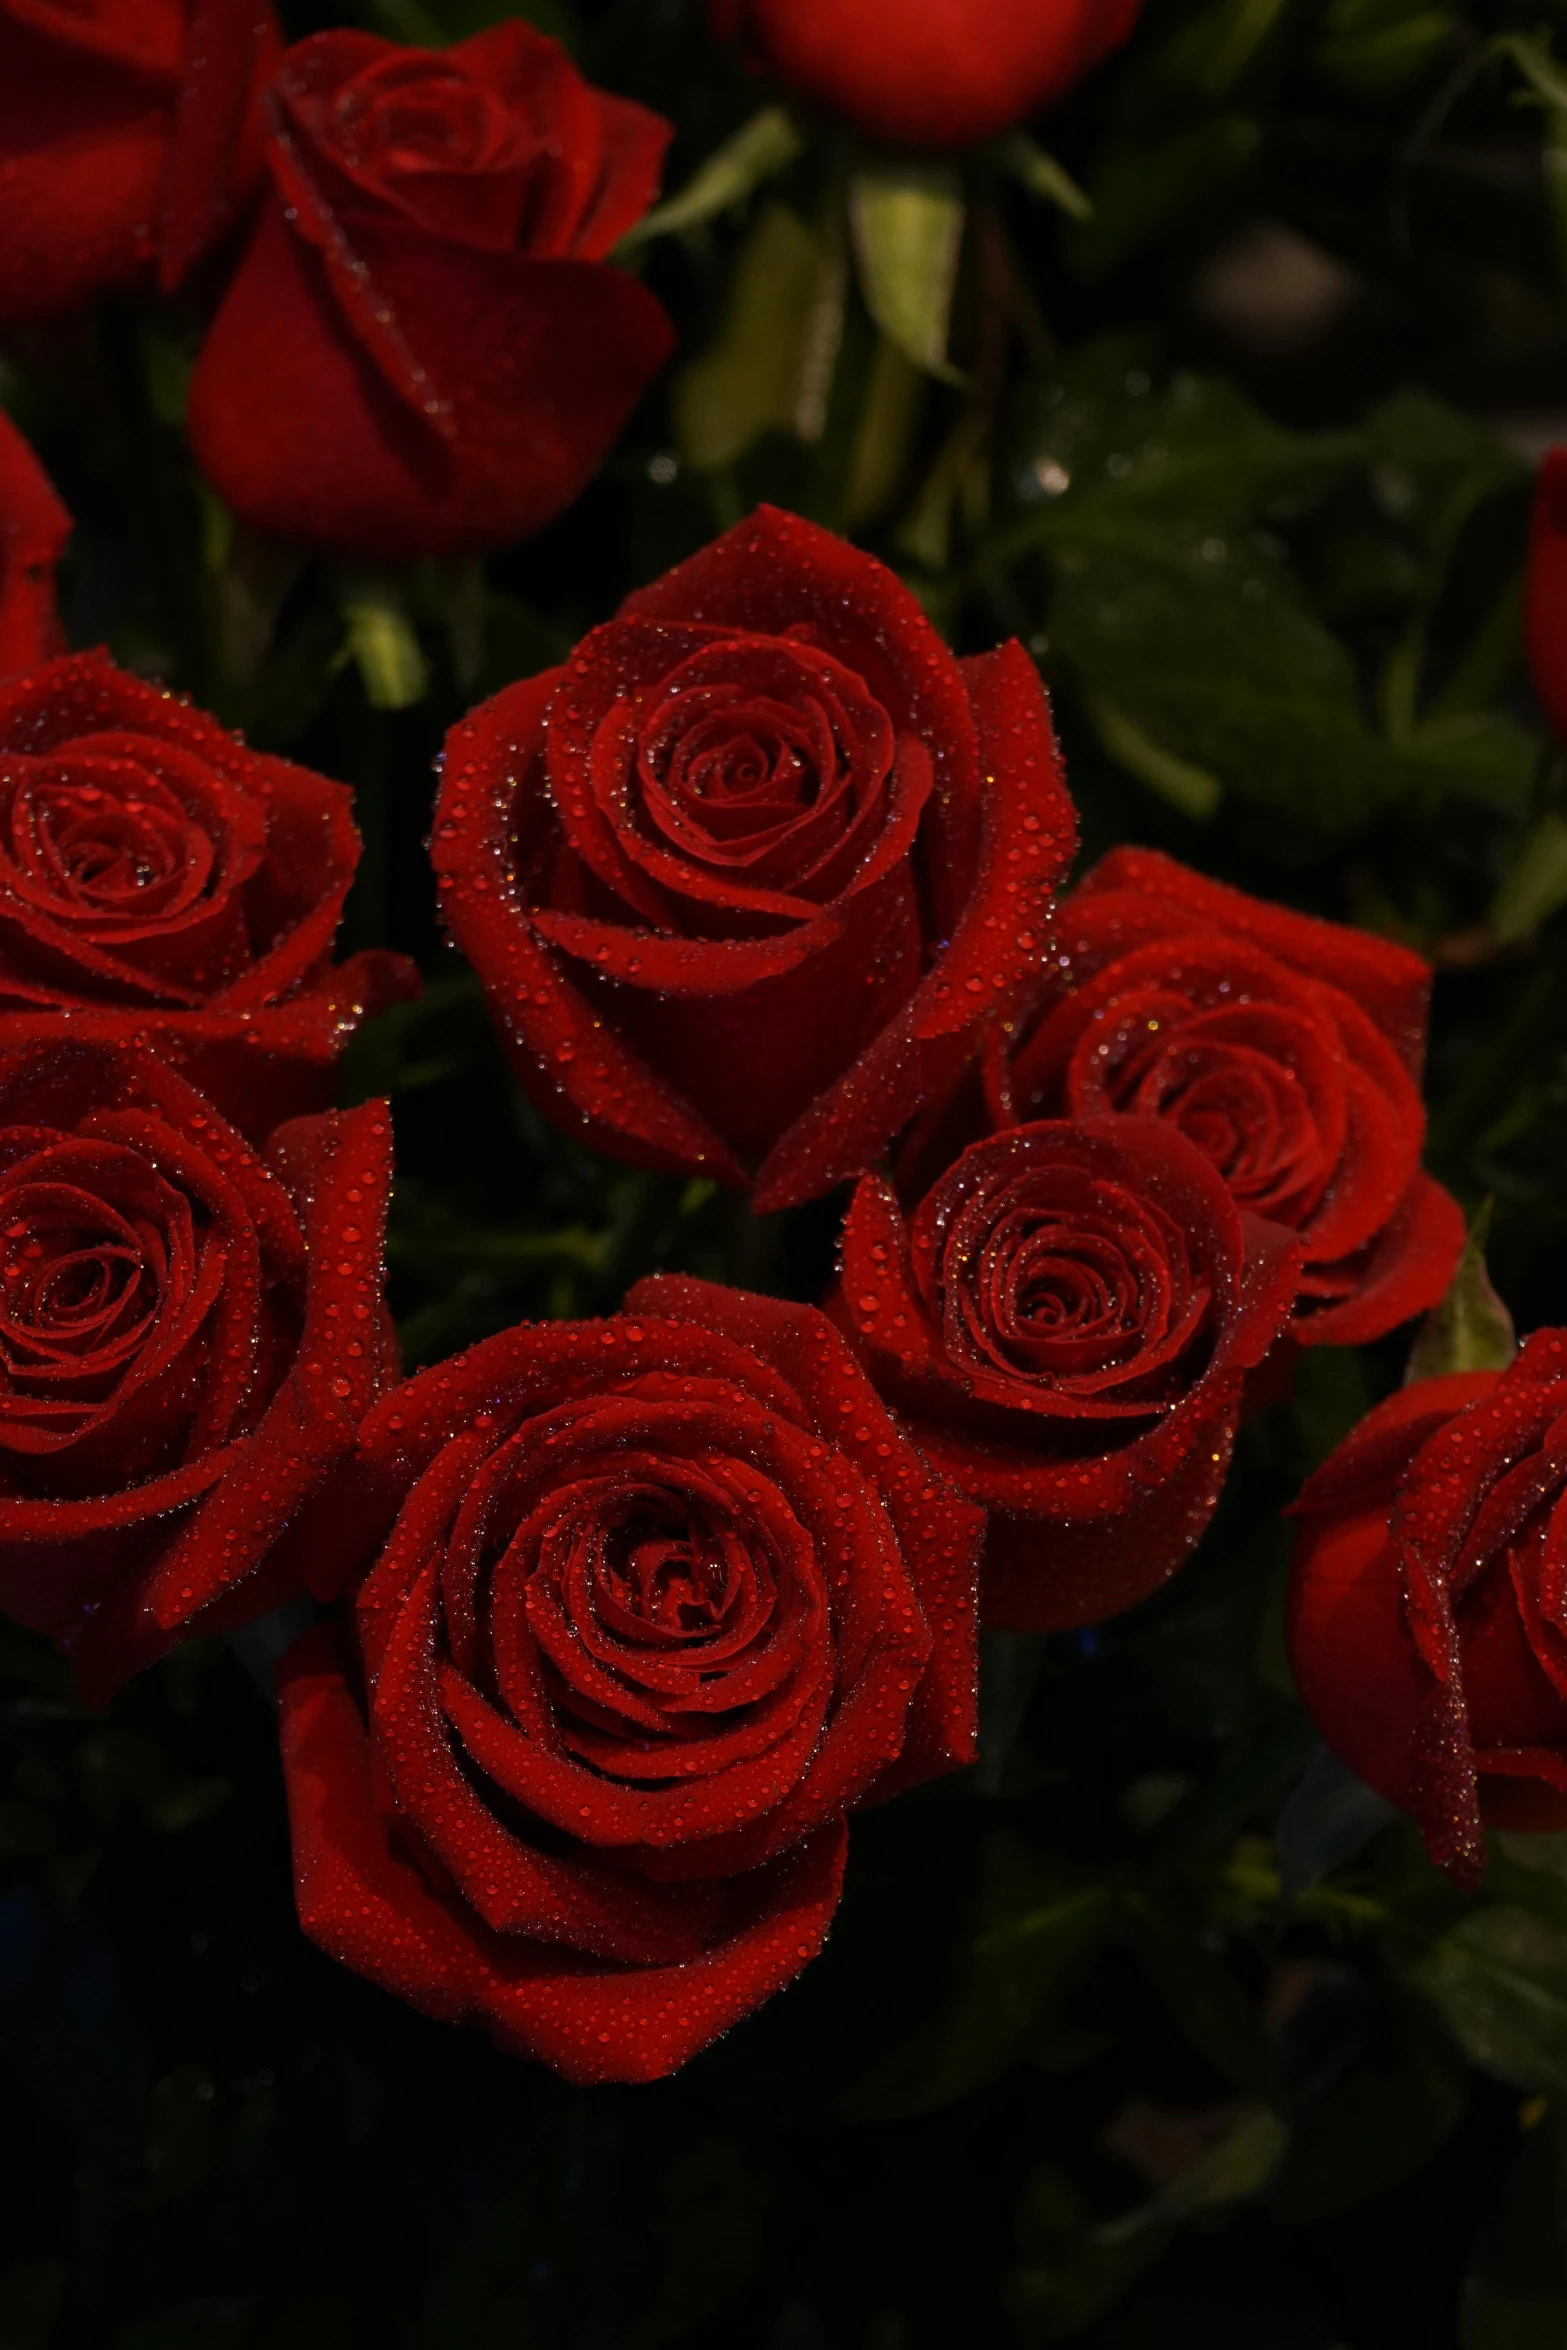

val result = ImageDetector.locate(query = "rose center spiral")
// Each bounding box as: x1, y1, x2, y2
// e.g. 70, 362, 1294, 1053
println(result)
599, 1502, 729, 1639
339, 65, 508, 175
0, 1191, 161, 1377
3, 748, 216, 925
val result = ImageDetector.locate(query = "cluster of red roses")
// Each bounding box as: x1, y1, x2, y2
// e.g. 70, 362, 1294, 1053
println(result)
9, 0, 1567, 2088
6, 368, 1551, 2084
0, 0, 1138, 565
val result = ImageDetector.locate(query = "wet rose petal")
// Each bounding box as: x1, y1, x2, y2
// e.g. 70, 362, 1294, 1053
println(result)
280, 1279, 983, 2084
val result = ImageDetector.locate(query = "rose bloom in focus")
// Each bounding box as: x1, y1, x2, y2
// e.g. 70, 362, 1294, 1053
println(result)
0, 413, 68, 678
434, 506, 1075, 1213
981, 849, 1464, 1348
0, 0, 278, 325
0, 651, 416, 1131
1290, 1333, 1567, 1884
278, 1277, 983, 2083
839, 1116, 1300, 1632
0, 1041, 395, 1700
709, 0, 1142, 149
188, 24, 675, 563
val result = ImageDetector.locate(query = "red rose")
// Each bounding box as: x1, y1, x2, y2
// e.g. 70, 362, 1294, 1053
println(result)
0, 1040, 395, 1699
838, 1117, 1300, 1632
1289, 1337, 1567, 1885
0, 651, 417, 1135
186, 25, 675, 564
986, 849, 1464, 1348
433, 506, 1076, 1212
0, 0, 278, 324
709, 0, 1142, 149
0, 413, 68, 680
1526, 450, 1567, 745
276, 1275, 982, 2083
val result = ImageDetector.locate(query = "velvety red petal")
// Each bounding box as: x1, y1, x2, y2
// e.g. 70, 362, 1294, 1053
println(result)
752, 642, 1074, 1211
1071, 848, 1434, 1080
729, 0, 1140, 147
0, 17, 170, 323
1287, 1503, 1427, 1815
433, 670, 748, 1184
68, 1099, 396, 1699
1289, 1171, 1466, 1347
189, 199, 675, 563
572, 91, 673, 258
210, 748, 365, 1008
625, 1273, 983, 1792
1290, 1370, 1501, 1522
0, 956, 419, 1141
279, 1627, 849, 2086
155, 0, 278, 293
621, 506, 981, 829
980, 1395, 1241, 1631
0, 412, 69, 678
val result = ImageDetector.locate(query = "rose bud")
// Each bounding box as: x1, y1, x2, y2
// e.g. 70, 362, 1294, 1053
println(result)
1289, 1335, 1567, 1886
838, 1118, 1301, 1632
0, 651, 417, 1134
1526, 450, 1567, 745
0, 1041, 395, 1700
0, 413, 68, 679
187, 26, 676, 565
276, 1275, 982, 2084
708, 0, 1141, 150
0, 0, 279, 325
985, 849, 1464, 1347
433, 505, 1075, 1212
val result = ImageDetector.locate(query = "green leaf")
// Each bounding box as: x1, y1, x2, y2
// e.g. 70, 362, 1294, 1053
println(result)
1066, 117, 1262, 281
1013, 368, 1358, 539
992, 366, 1534, 833
1366, 388, 1524, 550
1415, 1905, 1567, 2092
843, 335, 925, 528
1130, 0, 1290, 105
1493, 30, 1567, 122
847, 162, 967, 382
1397, 713, 1539, 820
617, 106, 803, 250
975, 1629, 1045, 1796
1274, 1998, 1466, 2225
1048, 534, 1386, 835
337, 573, 428, 710
1124, 1898, 1291, 2110
1492, 814, 1567, 945
992, 133, 1092, 220
834, 1832, 1110, 2118
1078, 690, 1222, 822
1292, 1343, 1375, 1468
1405, 1203, 1517, 1381
1099, 2106, 1291, 2244
1314, 0, 1459, 95
1010, 2167, 1170, 2338
674, 203, 842, 469
1010, 2168, 1169, 2339
1276, 1745, 1398, 1898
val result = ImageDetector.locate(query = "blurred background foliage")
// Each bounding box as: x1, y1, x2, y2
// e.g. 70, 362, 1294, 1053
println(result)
15, 0, 1567, 2343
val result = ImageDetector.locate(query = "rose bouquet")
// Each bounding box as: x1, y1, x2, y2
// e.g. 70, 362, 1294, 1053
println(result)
1, 0, 1565, 2339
